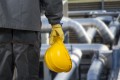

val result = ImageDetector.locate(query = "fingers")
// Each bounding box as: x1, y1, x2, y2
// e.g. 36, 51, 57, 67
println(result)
55, 29, 64, 42
49, 36, 54, 45
49, 30, 56, 45
49, 26, 65, 45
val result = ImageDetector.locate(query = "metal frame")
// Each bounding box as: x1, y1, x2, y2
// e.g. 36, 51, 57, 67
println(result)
39, 11, 120, 80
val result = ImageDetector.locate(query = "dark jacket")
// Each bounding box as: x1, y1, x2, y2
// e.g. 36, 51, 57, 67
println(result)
0, 0, 63, 31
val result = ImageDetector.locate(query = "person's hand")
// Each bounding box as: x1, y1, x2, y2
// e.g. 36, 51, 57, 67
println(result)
49, 24, 64, 45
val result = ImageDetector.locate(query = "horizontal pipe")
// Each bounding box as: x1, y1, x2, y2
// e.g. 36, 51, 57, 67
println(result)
96, 16, 113, 23
41, 44, 109, 51
54, 48, 82, 80
68, 11, 119, 17
41, 16, 91, 43
40, 44, 109, 60
68, 10, 107, 14
73, 18, 114, 43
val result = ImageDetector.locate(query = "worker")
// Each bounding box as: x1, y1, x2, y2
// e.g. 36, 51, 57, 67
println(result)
0, 0, 64, 80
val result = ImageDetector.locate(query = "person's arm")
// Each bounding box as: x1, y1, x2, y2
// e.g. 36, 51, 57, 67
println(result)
42, 0, 64, 45
43, 0, 63, 24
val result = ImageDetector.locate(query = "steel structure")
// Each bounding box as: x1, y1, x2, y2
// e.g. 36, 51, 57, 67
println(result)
38, 11, 120, 80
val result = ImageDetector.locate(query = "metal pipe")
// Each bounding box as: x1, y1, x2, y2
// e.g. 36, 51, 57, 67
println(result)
40, 44, 109, 80
87, 59, 104, 80
87, 28, 97, 41
96, 16, 113, 24
101, 0, 104, 10
53, 46, 109, 80
41, 44, 109, 50
40, 44, 109, 60
97, 16, 119, 37
117, 72, 120, 80
117, 35, 120, 45
41, 16, 91, 43
54, 48, 82, 80
87, 51, 112, 80
73, 18, 114, 43
41, 44, 109, 56
68, 11, 119, 17
108, 48, 120, 80
68, 10, 107, 14
109, 21, 120, 37
97, 18, 119, 43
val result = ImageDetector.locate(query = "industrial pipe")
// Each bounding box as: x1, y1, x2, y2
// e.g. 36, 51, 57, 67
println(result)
68, 10, 107, 15
68, 11, 119, 17
40, 44, 109, 59
41, 16, 91, 43
40, 43, 109, 80
108, 48, 120, 80
117, 73, 120, 80
73, 18, 114, 43
53, 45, 109, 80
109, 21, 120, 37
97, 18, 119, 44
54, 48, 82, 80
97, 16, 119, 37
87, 59, 104, 80
87, 28, 97, 41
87, 51, 112, 80
41, 44, 109, 50
96, 16, 113, 24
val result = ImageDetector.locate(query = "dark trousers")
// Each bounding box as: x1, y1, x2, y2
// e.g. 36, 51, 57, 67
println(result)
0, 28, 41, 80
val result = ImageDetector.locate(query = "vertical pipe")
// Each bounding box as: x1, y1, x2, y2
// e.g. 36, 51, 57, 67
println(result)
101, 0, 104, 10
43, 63, 52, 80
117, 72, 120, 80
87, 59, 104, 80
88, 51, 112, 80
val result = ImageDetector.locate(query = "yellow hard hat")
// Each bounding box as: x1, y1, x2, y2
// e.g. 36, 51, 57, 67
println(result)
44, 37, 72, 72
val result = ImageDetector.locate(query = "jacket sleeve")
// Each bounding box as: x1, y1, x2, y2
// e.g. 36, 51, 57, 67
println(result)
42, 0, 63, 24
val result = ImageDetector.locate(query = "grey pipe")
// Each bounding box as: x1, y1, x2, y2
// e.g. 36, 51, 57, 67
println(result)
68, 11, 119, 17
87, 28, 97, 41
96, 16, 113, 23
40, 44, 109, 58
87, 51, 112, 80
41, 16, 91, 43
41, 44, 109, 50
54, 48, 82, 80
68, 10, 106, 14
74, 18, 114, 43
40, 44, 109, 80
40, 44, 109, 62
109, 21, 120, 37
53, 45, 109, 80
40, 44, 109, 60
97, 16, 119, 37
87, 59, 104, 80
117, 73, 120, 80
